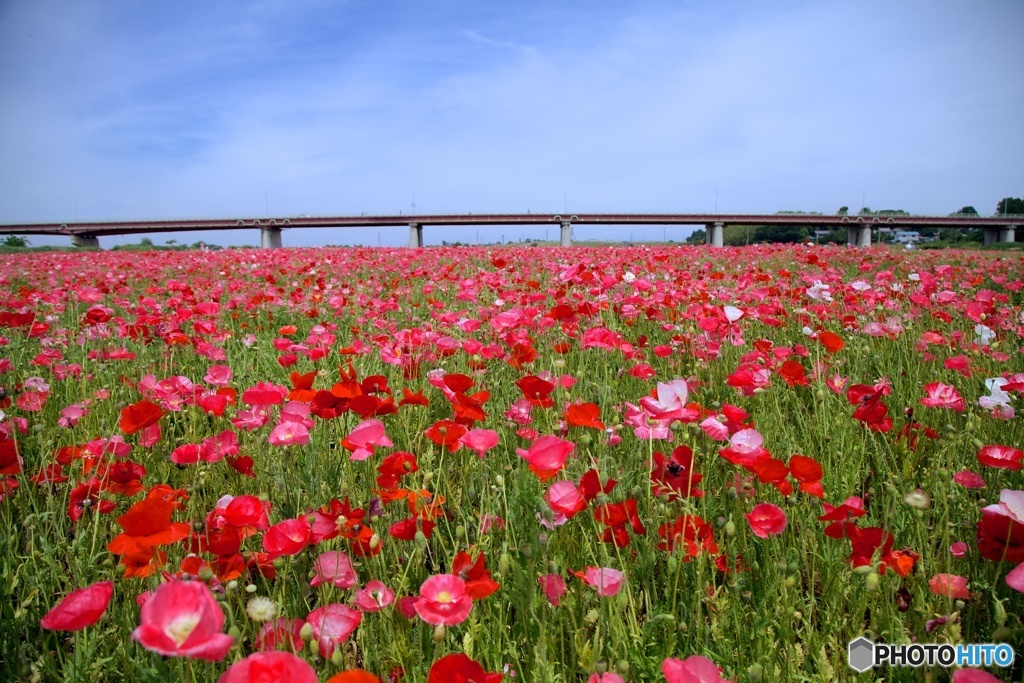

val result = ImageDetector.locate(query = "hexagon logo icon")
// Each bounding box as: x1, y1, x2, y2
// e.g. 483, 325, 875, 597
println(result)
848, 637, 875, 672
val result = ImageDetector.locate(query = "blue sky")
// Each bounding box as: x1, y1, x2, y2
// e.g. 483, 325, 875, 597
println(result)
1, 0, 1022, 247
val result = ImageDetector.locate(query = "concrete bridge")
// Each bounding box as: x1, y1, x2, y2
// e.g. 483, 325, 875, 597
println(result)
0, 212, 1018, 249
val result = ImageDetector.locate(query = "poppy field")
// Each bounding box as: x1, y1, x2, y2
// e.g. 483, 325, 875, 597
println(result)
1, 244, 1022, 683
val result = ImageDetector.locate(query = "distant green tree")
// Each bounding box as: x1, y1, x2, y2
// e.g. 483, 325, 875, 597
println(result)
754, 225, 807, 243
687, 228, 706, 244
837, 206, 849, 215
955, 206, 978, 215
140, 237, 153, 247
1, 235, 28, 248
996, 197, 1024, 215
859, 207, 873, 215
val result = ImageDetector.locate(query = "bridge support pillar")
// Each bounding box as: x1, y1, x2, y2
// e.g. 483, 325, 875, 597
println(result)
991, 225, 1017, 244
705, 222, 724, 247
856, 225, 871, 247
72, 234, 99, 249
408, 223, 423, 248
560, 220, 572, 247
260, 226, 282, 249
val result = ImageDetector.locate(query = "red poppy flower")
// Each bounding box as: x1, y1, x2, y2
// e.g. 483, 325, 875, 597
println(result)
657, 514, 718, 558
977, 444, 1024, 471
40, 580, 114, 631
817, 330, 844, 353
778, 360, 810, 387
427, 654, 502, 683
744, 503, 787, 538
262, 517, 312, 558
788, 454, 824, 498
424, 420, 466, 452
565, 402, 605, 430
452, 552, 500, 599
119, 399, 164, 435
516, 375, 555, 407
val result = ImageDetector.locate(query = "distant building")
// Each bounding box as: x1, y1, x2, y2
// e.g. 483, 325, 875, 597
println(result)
893, 230, 921, 244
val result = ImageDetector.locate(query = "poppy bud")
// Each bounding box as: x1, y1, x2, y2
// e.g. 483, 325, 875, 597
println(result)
198, 566, 214, 582
228, 626, 241, 642
495, 475, 504, 487
865, 572, 879, 592
538, 533, 548, 547
579, 433, 593, 446
245, 584, 257, 593
272, 558, 285, 569
667, 556, 678, 574
433, 624, 446, 643
724, 520, 736, 537
616, 592, 628, 610
791, 610, 802, 623
747, 663, 764, 682
595, 660, 608, 675
785, 576, 796, 588
423, 472, 433, 484
368, 533, 381, 550
414, 530, 428, 550
331, 647, 345, 666
499, 553, 510, 575
584, 609, 599, 623
993, 598, 1007, 627
787, 561, 799, 574
955, 599, 966, 611
991, 626, 1012, 643
226, 580, 238, 592
299, 622, 314, 642
308, 639, 320, 656
455, 525, 466, 539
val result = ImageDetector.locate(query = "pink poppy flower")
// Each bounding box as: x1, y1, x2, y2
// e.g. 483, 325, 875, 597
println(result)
662, 655, 730, 683
17, 390, 47, 412
343, 419, 392, 461
200, 430, 239, 463
131, 580, 234, 661
204, 365, 232, 387
745, 503, 788, 538
232, 408, 270, 432
459, 428, 499, 457
268, 421, 309, 446
919, 382, 966, 412
139, 423, 162, 447
310, 550, 358, 589
354, 580, 395, 612
218, 651, 316, 683
928, 573, 971, 599
304, 604, 362, 658
413, 574, 473, 626
950, 542, 968, 558
698, 417, 729, 441
538, 574, 566, 606
954, 470, 986, 489
1006, 562, 1024, 593
719, 429, 770, 467
40, 580, 114, 631
516, 435, 575, 480
576, 567, 624, 597
640, 379, 699, 422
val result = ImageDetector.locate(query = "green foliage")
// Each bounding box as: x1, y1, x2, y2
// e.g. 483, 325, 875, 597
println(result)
996, 196, 1024, 215
837, 206, 849, 216
753, 225, 807, 243
1, 235, 29, 248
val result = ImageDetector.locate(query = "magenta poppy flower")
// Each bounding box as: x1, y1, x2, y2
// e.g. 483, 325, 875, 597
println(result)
538, 574, 566, 606
131, 580, 234, 661
241, 382, 288, 407
304, 603, 362, 658
950, 542, 968, 558
745, 503, 788, 538
40, 580, 114, 631
310, 550, 358, 589
589, 674, 625, 683
954, 471, 986, 489
413, 574, 474, 626
662, 655, 730, 683
354, 580, 395, 612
